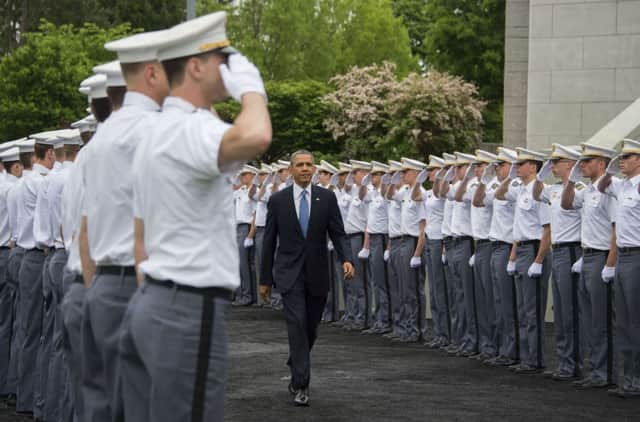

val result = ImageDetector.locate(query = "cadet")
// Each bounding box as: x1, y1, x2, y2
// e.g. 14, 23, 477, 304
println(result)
599, 138, 640, 398
331, 162, 353, 326
234, 164, 258, 306
496, 147, 551, 374
124, 11, 271, 421
251, 163, 274, 306
533, 144, 583, 381
562, 143, 618, 388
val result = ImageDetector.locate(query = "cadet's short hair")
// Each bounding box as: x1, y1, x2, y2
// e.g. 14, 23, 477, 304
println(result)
91, 97, 112, 122
4, 160, 20, 175
34, 143, 53, 160
161, 50, 227, 88
19, 152, 33, 169
290, 149, 314, 164
107, 86, 127, 109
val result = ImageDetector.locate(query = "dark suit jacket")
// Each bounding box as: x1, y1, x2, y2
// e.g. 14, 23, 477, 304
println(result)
260, 184, 352, 297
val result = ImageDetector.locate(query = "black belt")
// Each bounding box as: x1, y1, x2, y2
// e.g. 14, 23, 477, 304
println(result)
618, 246, 640, 254
346, 232, 364, 238
145, 277, 233, 300
236, 223, 251, 227
443, 236, 454, 242
389, 235, 401, 240
0, 246, 10, 250
399, 234, 418, 240
476, 238, 491, 245
95, 265, 136, 276
491, 240, 511, 249
552, 241, 581, 249
582, 247, 609, 255
26, 247, 45, 253
453, 236, 473, 245
517, 239, 539, 247
74, 275, 84, 284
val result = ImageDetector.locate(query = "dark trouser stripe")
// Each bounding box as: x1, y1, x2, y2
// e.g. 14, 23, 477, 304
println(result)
606, 282, 613, 384
191, 295, 216, 422
362, 260, 370, 328
512, 275, 520, 362
536, 277, 542, 368
568, 246, 581, 376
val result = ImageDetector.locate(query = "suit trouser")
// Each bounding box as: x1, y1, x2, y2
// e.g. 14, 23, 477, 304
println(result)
451, 237, 477, 352
615, 249, 640, 392
550, 244, 582, 376
44, 249, 68, 421
443, 237, 463, 347
491, 241, 517, 360
347, 233, 368, 327
423, 239, 449, 343
475, 241, 497, 356
0, 248, 12, 394
5, 246, 24, 396
387, 238, 404, 336
515, 242, 551, 368
119, 281, 231, 422
16, 248, 46, 412
35, 251, 54, 419
398, 236, 425, 340
81, 270, 137, 422
60, 270, 86, 422
581, 250, 616, 383
235, 224, 256, 305
369, 234, 391, 330
323, 250, 342, 322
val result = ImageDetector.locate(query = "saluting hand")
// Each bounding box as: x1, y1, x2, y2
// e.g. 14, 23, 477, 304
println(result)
343, 262, 355, 279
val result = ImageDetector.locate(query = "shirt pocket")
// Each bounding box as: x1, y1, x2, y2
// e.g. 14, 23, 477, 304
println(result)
518, 194, 532, 211
622, 190, 639, 207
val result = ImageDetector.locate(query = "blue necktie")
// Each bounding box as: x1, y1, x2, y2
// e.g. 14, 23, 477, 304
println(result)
299, 190, 309, 238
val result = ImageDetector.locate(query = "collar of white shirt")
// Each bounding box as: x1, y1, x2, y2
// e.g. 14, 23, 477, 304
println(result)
627, 174, 640, 186
293, 182, 312, 200
162, 96, 199, 114
122, 91, 161, 112
33, 163, 50, 176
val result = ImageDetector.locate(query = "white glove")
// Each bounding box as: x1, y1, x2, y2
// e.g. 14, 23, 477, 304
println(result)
410, 256, 422, 268
537, 160, 552, 182
382, 173, 391, 185
345, 172, 354, 186
243, 237, 254, 248
311, 172, 319, 185
601, 266, 615, 283
416, 169, 428, 184
391, 171, 403, 185
329, 173, 339, 186
327, 241, 334, 251
441, 253, 447, 265
571, 257, 583, 274
468, 254, 475, 267
285, 175, 293, 187
252, 174, 260, 186
463, 164, 476, 181
361, 174, 371, 186
606, 156, 621, 175
435, 167, 447, 180
219, 54, 267, 102
383, 250, 390, 262
481, 163, 496, 185
507, 164, 518, 180
568, 163, 583, 183
231, 174, 240, 186
264, 173, 274, 186
527, 262, 543, 278
358, 248, 370, 259
507, 260, 516, 276
444, 167, 456, 182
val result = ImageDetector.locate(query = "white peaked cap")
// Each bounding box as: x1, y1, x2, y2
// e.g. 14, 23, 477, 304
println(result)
93, 60, 125, 87
0, 147, 20, 162
80, 74, 107, 99
105, 30, 170, 64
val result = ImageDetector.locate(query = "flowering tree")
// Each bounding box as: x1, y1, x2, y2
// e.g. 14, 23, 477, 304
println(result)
322, 62, 486, 161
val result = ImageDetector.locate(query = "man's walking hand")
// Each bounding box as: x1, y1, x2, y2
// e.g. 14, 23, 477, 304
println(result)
343, 262, 355, 279
260, 285, 271, 303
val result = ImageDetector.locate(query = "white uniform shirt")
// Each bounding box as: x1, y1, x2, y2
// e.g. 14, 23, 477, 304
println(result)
17, 163, 49, 249
388, 185, 408, 238
344, 185, 369, 234
401, 186, 427, 237
133, 96, 240, 289
604, 175, 640, 247
505, 178, 551, 242
449, 180, 473, 237
234, 185, 256, 225
424, 189, 444, 240
572, 176, 616, 250
441, 197, 455, 238
82, 92, 161, 266
47, 162, 72, 249
0, 174, 18, 246
539, 182, 581, 244
485, 178, 515, 243
33, 166, 58, 249
334, 186, 351, 223
253, 183, 272, 227
7, 170, 29, 242
364, 186, 388, 234
467, 176, 493, 240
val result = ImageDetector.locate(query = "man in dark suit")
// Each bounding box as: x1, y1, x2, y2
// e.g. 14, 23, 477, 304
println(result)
260, 150, 354, 406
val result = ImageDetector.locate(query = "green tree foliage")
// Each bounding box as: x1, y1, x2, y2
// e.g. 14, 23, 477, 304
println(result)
0, 21, 134, 140
98, 0, 185, 31
215, 80, 340, 163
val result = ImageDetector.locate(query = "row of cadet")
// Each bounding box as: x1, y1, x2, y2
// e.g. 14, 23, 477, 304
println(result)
0, 11, 273, 422
231, 141, 640, 399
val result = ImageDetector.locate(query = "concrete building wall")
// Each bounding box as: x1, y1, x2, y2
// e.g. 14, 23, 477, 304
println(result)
522, 0, 640, 150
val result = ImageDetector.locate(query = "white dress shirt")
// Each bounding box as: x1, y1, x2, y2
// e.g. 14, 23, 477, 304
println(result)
0, 174, 18, 246
485, 178, 515, 243
572, 176, 617, 250
604, 175, 640, 248
253, 183, 272, 228
33, 166, 58, 249
344, 185, 369, 234
388, 185, 408, 238
47, 161, 72, 249
234, 185, 256, 224
133, 96, 240, 289
401, 186, 427, 237
334, 186, 352, 223
7, 170, 29, 242
467, 177, 493, 240
424, 189, 444, 240
449, 181, 473, 237
292, 182, 312, 220
539, 182, 581, 244
17, 163, 49, 249
364, 187, 388, 234
505, 178, 551, 242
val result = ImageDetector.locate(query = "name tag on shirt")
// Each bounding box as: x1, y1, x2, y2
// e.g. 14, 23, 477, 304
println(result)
587, 193, 601, 208
518, 194, 532, 211
622, 191, 639, 207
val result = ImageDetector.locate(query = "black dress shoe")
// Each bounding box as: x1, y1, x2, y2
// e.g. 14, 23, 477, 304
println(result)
288, 382, 297, 395
293, 387, 309, 406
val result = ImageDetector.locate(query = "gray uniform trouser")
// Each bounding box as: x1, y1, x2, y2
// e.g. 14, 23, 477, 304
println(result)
35, 251, 54, 419
581, 249, 616, 383
81, 268, 137, 422
475, 240, 497, 356
443, 237, 463, 347
0, 248, 12, 394
515, 241, 551, 368
44, 249, 68, 421
369, 234, 391, 330
348, 233, 368, 327
387, 238, 404, 336
5, 246, 24, 396
119, 280, 231, 422
235, 223, 256, 305
61, 269, 86, 422
491, 241, 517, 360
423, 238, 449, 343
16, 248, 46, 412
550, 243, 582, 376
615, 248, 640, 391
254, 227, 267, 305
451, 237, 477, 352
398, 236, 425, 340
